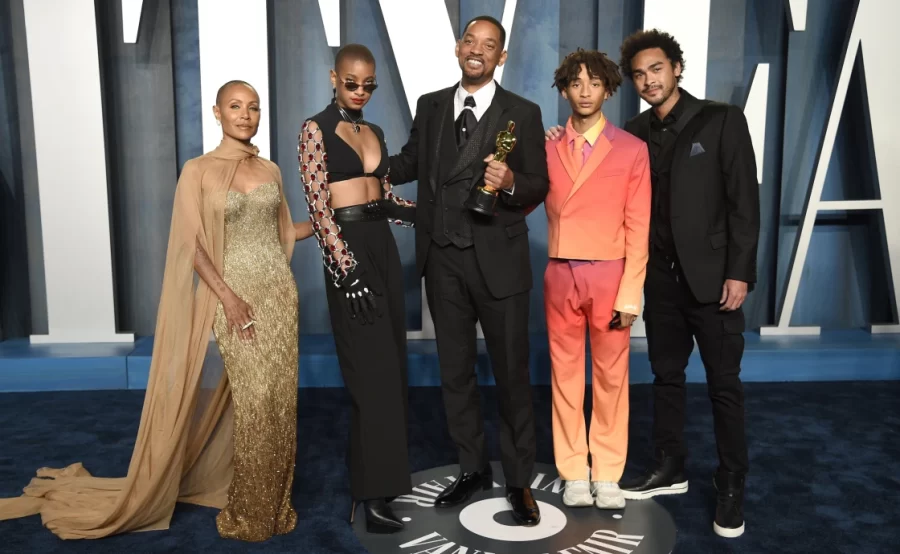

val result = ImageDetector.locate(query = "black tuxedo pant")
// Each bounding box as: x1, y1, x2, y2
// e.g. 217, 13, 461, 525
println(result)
425, 242, 536, 487
643, 250, 749, 475
324, 218, 412, 500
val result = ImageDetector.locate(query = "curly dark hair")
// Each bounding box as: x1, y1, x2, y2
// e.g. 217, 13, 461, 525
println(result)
552, 48, 622, 96
619, 29, 685, 82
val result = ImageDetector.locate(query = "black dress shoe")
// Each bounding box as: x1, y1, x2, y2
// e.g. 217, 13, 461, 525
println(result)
713, 471, 745, 538
506, 486, 540, 526
435, 466, 493, 508
349, 498, 404, 534
619, 451, 689, 500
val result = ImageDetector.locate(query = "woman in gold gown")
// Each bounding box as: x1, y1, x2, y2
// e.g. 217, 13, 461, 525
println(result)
0, 81, 313, 542
205, 80, 313, 540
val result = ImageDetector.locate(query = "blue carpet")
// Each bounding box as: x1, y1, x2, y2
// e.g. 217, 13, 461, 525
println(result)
0, 382, 897, 553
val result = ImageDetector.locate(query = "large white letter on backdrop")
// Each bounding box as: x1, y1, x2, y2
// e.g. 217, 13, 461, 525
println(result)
23, 0, 133, 344
197, 0, 271, 158
763, 0, 900, 335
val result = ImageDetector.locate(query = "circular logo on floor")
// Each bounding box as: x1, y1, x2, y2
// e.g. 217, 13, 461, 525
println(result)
352, 462, 676, 554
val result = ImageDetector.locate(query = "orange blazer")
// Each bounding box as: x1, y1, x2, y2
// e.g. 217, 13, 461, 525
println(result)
545, 122, 651, 315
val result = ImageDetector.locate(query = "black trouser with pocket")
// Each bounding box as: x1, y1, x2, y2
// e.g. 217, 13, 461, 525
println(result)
424, 242, 536, 488
325, 206, 411, 500
643, 248, 749, 475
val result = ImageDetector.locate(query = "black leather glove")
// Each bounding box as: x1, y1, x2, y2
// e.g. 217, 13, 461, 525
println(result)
385, 201, 416, 224
341, 265, 382, 325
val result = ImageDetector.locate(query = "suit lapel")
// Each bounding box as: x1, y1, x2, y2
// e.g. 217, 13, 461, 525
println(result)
669, 101, 709, 192
564, 127, 614, 203
430, 88, 457, 190
555, 139, 578, 183
637, 112, 651, 143
446, 84, 511, 183
670, 132, 692, 187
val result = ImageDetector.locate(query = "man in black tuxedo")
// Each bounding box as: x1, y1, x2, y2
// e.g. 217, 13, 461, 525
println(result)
389, 15, 549, 525
615, 30, 760, 539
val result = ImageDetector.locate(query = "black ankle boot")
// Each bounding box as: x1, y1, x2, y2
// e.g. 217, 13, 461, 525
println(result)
713, 471, 745, 538
349, 498, 404, 534
619, 451, 689, 500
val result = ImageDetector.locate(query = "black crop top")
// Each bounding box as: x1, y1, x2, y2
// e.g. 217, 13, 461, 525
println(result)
299, 102, 415, 287
308, 103, 389, 183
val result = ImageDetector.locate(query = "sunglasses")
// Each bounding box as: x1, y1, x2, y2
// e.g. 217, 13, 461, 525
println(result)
340, 79, 378, 94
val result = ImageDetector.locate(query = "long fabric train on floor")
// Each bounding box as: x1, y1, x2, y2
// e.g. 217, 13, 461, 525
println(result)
0, 141, 295, 539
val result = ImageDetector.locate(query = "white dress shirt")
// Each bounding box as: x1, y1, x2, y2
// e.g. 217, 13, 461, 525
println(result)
454, 79, 496, 121
453, 80, 514, 195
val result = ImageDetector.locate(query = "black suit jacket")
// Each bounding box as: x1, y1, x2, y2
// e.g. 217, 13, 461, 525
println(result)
625, 93, 760, 304
389, 83, 549, 299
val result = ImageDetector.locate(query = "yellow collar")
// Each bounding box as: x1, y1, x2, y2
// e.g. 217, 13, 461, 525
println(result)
566, 113, 606, 146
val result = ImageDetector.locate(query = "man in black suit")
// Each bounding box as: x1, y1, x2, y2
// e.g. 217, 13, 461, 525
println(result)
615, 30, 760, 538
388, 15, 549, 525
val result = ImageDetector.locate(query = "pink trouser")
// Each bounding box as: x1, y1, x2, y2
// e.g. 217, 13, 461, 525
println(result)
544, 258, 630, 482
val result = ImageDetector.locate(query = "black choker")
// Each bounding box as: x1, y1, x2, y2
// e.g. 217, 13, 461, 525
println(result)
337, 105, 365, 133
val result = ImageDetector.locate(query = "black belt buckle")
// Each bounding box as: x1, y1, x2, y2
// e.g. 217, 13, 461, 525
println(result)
361, 200, 387, 220
362, 200, 382, 213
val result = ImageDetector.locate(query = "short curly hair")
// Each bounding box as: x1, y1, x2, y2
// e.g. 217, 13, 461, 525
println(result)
553, 48, 622, 96
619, 29, 685, 82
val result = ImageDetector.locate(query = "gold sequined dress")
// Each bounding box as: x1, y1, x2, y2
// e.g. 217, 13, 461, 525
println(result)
212, 181, 298, 541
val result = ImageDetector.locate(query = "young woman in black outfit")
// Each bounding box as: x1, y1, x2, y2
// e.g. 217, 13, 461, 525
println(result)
298, 44, 415, 534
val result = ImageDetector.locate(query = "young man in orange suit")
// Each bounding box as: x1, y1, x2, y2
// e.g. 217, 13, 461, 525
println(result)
543, 49, 651, 509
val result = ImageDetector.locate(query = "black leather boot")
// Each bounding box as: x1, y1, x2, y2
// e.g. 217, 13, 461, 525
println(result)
435, 465, 493, 508
713, 471, 745, 538
349, 498, 404, 534
619, 451, 688, 500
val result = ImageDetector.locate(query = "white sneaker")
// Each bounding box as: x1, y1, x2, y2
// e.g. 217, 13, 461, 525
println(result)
592, 481, 626, 509
562, 480, 594, 507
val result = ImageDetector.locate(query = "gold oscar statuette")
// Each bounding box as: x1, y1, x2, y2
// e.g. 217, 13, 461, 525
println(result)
465, 120, 517, 216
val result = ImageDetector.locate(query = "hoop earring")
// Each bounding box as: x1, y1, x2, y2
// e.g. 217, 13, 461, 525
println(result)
216, 119, 221, 126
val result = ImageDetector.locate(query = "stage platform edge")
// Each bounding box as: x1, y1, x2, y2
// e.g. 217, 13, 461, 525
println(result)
0, 330, 898, 392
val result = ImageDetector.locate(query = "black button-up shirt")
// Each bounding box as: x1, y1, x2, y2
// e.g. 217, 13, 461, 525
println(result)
648, 91, 695, 256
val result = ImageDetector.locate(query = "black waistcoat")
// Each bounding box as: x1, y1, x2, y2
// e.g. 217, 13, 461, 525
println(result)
431, 96, 499, 249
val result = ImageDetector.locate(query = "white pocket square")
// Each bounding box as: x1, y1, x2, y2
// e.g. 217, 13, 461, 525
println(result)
690, 142, 705, 157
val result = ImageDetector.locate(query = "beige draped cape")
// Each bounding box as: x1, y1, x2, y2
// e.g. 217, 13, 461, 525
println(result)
0, 141, 295, 539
